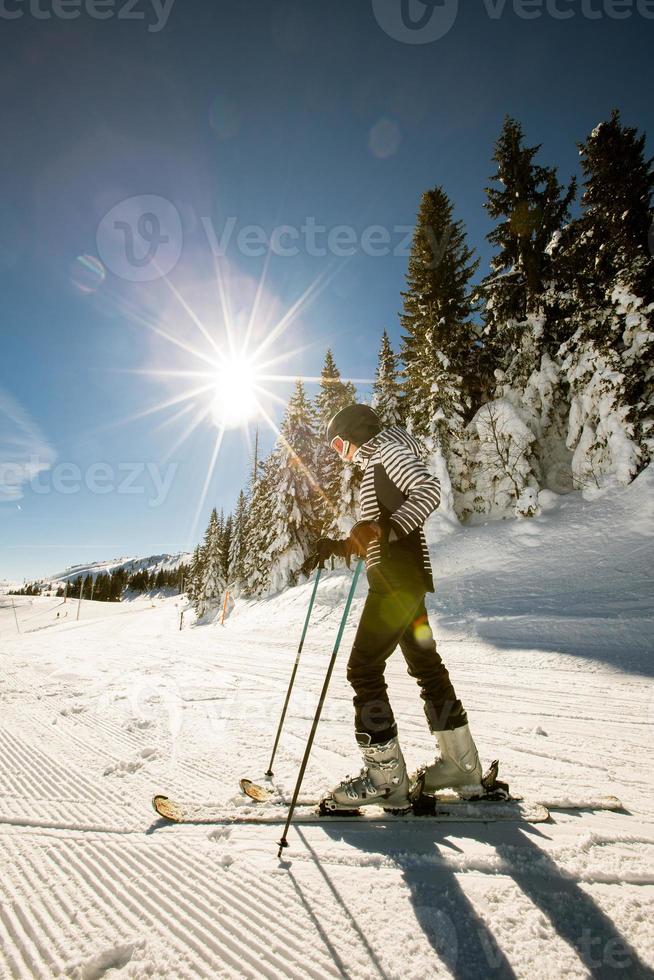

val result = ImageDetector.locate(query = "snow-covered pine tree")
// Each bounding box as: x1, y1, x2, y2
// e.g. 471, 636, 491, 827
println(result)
196, 507, 226, 617
313, 349, 358, 536
250, 426, 262, 486
228, 490, 248, 593
372, 330, 403, 428
215, 509, 225, 562
186, 546, 203, 603
555, 111, 653, 488
479, 116, 576, 366
400, 186, 479, 517
466, 399, 537, 518
242, 455, 275, 597
402, 188, 479, 385
478, 118, 577, 497
265, 380, 320, 594
221, 514, 233, 584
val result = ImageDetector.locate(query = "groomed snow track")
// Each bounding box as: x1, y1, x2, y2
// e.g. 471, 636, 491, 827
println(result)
1, 471, 653, 977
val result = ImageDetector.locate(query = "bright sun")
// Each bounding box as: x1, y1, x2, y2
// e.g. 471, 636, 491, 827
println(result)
121, 258, 372, 539
211, 355, 260, 429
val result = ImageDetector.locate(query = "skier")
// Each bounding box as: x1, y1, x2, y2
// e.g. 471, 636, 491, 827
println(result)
309, 404, 485, 812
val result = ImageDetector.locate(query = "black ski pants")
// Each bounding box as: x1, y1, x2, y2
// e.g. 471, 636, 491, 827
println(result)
347, 560, 467, 744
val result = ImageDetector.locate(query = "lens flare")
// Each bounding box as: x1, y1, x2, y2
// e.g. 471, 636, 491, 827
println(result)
70, 254, 106, 294
413, 618, 432, 648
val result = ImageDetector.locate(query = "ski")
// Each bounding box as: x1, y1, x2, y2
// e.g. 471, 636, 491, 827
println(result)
239, 778, 623, 815
537, 794, 623, 812
152, 793, 550, 825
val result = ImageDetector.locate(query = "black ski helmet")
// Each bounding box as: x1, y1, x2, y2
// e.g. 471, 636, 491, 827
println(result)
326, 404, 381, 447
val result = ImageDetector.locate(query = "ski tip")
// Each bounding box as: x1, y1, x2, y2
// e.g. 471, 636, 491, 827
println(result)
240, 778, 273, 803
601, 796, 624, 811
152, 795, 184, 822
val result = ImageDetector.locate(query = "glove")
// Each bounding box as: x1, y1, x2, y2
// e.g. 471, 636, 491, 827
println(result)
347, 520, 386, 559
302, 537, 350, 576
316, 537, 348, 564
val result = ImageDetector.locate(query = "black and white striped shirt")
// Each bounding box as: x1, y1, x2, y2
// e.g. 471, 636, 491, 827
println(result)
356, 427, 440, 591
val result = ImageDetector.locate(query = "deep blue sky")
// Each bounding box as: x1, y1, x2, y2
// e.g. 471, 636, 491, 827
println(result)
1, 0, 652, 580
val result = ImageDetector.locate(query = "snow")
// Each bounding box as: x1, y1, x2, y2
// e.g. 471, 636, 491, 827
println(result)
0, 472, 653, 977
48, 552, 192, 586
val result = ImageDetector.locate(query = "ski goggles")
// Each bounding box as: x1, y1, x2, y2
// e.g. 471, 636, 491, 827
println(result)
329, 435, 350, 459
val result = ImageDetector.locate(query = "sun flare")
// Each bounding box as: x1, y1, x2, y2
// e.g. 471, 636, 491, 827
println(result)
211, 355, 260, 429
112, 256, 371, 540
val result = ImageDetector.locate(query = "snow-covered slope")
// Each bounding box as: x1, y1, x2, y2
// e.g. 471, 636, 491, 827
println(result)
50, 551, 192, 584
0, 474, 652, 978
0, 552, 192, 596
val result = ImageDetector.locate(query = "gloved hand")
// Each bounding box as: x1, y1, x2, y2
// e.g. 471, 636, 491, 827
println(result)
347, 520, 386, 559
316, 537, 348, 564
302, 537, 350, 576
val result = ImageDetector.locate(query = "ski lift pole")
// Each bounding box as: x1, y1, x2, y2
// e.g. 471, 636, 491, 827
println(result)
220, 590, 230, 626
265, 565, 323, 778
11, 596, 20, 634
277, 559, 363, 858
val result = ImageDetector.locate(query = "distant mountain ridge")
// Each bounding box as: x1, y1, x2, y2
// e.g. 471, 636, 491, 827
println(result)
49, 552, 193, 585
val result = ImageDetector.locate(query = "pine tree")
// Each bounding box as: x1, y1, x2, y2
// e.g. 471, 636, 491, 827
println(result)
94, 573, 109, 602
314, 349, 355, 436
187, 546, 203, 603
400, 187, 479, 516
401, 186, 479, 422
466, 399, 537, 516
176, 563, 188, 593
250, 426, 262, 485
197, 508, 225, 616
558, 110, 653, 312
474, 119, 578, 500
372, 331, 402, 428
242, 454, 275, 597
556, 111, 654, 486
313, 349, 358, 535
266, 380, 320, 594
228, 490, 249, 592
108, 569, 127, 602
221, 514, 233, 583
479, 116, 576, 364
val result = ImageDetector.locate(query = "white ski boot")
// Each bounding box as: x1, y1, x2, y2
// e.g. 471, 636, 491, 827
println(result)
321, 735, 411, 813
420, 725, 484, 798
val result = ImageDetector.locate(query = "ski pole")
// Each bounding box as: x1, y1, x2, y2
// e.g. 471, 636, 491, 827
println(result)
266, 565, 323, 777
277, 559, 364, 857
265, 566, 322, 777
